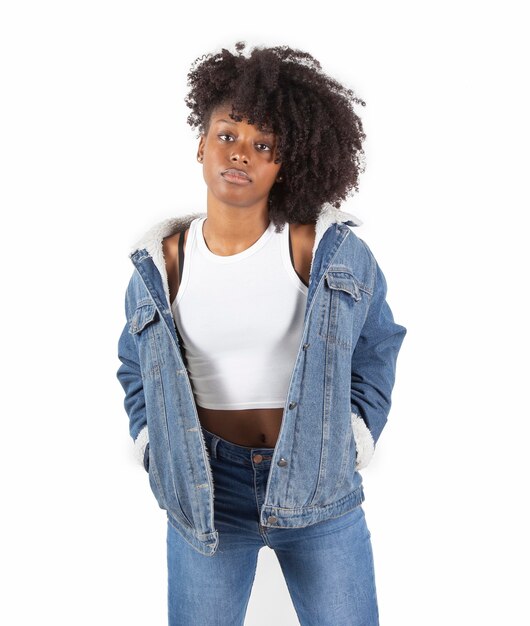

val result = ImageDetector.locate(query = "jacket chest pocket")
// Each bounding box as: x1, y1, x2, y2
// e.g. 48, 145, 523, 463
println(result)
317, 269, 362, 350
129, 301, 162, 377
129, 301, 157, 335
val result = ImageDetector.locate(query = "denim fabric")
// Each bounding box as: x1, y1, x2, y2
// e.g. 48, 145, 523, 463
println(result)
167, 425, 379, 626
116, 208, 407, 556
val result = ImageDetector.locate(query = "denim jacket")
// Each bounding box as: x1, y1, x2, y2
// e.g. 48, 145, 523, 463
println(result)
116, 206, 406, 556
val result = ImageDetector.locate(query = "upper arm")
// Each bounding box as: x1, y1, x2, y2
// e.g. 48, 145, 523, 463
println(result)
350, 248, 407, 444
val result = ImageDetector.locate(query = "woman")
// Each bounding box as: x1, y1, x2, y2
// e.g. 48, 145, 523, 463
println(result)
117, 42, 406, 626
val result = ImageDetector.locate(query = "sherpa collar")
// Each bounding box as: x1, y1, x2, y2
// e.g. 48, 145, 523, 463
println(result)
130, 204, 362, 307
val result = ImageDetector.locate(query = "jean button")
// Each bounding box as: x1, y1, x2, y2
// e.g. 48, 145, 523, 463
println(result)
253, 454, 263, 464
267, 515, 278, 524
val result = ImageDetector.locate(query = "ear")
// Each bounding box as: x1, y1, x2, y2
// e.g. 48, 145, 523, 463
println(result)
197, 134, 206, 162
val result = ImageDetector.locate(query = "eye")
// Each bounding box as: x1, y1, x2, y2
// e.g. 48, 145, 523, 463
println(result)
255, 143, 272, 152
218, 133, 234, 142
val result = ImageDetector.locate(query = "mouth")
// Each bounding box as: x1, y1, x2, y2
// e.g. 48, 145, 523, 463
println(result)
221, 168, 252, 185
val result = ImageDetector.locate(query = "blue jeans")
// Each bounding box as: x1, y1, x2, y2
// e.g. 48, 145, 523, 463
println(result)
167, 426, 379, 626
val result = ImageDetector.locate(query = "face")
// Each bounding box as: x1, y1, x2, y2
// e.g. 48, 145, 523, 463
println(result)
197, 104, 282, 211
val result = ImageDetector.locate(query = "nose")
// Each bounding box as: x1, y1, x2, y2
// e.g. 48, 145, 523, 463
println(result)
230, 151, 249, 165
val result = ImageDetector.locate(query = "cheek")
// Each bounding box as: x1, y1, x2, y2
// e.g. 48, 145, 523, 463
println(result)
202, 164, 217, 188
259, 173, 278, 191
269, 168, 282, 186
262, 160, 281, 179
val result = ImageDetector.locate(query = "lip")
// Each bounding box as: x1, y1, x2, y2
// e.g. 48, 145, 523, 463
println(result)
221, 168, 252, 184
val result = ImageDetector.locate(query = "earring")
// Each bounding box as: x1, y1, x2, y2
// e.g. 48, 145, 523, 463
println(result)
197, 155, 203, 163
276, 175, 283, 183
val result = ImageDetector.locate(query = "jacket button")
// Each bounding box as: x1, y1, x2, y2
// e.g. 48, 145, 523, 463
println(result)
288, 401, 297, 409
277, 457, 288, 467
267, 515, 278, 524
303, 343, 310, 350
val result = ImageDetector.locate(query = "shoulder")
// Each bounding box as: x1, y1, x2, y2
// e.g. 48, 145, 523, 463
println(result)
339, 226, 378, 290
124, 268, 152, 317
289, 221, 316, 248
345, 225, 372, 258
162, 231, 181, 266
130, 212, 205, 257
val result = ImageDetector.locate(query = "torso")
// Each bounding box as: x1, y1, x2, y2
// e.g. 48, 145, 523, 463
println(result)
163, 220, 315, 448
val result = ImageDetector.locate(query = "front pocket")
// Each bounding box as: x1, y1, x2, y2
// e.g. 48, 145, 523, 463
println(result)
147, 446, 171, 514
149, 443, 194, 527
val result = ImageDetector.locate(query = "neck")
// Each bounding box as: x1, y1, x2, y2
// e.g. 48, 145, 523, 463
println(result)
202, 212, 271, 256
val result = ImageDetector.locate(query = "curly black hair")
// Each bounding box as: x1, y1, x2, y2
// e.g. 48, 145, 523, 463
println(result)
185, 41, 367, 229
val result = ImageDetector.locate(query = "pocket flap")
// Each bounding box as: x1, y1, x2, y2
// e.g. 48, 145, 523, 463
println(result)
129, 303, 157, 334
324, 271, 361, 301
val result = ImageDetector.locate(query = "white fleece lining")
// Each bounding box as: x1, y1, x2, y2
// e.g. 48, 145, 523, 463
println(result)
309, 204, 362, 280
134, 425, 149, 467
130, 205, 362, 308
351, 413, 375, 470
130, 212, 206, 309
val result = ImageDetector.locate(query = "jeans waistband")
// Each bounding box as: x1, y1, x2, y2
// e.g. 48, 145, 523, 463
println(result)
201, 424, 276, 466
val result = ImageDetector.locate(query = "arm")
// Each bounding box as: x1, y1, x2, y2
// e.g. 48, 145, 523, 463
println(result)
351, 250, 407, 470
116, 279, 150, 471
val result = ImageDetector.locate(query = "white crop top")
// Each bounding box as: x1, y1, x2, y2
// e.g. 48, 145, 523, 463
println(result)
171, 216, 308, 410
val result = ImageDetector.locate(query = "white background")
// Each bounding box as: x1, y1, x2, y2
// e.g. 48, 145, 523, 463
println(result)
1, 1, 529, 624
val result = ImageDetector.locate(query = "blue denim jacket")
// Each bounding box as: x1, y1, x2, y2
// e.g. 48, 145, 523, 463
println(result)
116, 206, 406, 556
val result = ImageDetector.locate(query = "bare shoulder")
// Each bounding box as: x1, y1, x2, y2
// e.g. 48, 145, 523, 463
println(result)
288, 222, 316, 287
289, 221, 316, 251
162, 231, 178, 256
163, 230, 189, 305
162, 232, 180, 274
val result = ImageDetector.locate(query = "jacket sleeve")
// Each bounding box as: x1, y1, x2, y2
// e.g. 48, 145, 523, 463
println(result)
350, 248, 406, 470
116, 277, 150, 471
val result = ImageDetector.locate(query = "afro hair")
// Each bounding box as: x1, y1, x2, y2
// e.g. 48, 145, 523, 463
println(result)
185, 41, 367, 229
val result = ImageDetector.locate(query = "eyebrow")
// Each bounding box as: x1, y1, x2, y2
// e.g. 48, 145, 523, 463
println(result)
214, 118, 275, 136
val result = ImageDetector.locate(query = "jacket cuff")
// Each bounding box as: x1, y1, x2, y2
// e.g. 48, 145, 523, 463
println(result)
134, 426, 149, 468
351, 413, 375, 470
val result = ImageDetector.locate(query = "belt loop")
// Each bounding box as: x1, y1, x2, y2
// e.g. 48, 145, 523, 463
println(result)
210, 435, 220, 460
